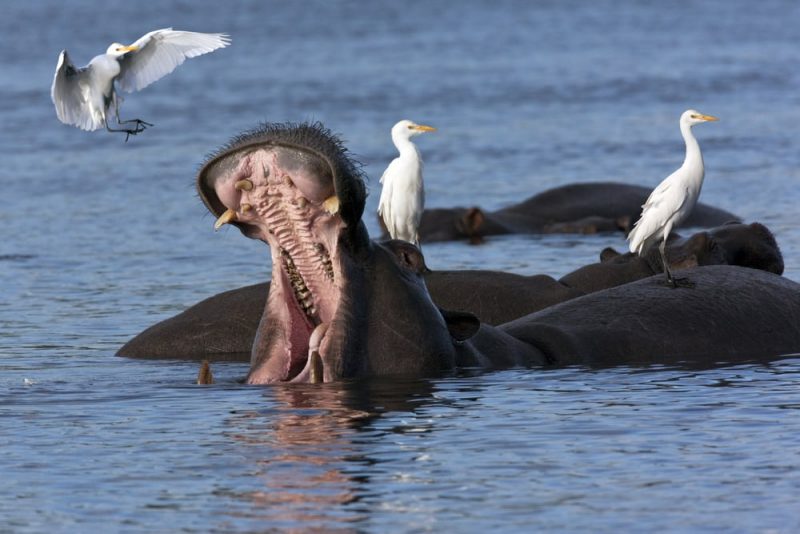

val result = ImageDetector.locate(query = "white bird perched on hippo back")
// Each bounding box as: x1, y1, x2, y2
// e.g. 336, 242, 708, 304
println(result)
627, 109, 719, 287
51, 28, 230, 140
377, 119, 437, 245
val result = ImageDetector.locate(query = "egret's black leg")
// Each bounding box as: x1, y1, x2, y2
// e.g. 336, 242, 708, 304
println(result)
118, 118, 154, 128
105, 118, 145, 142
112, 96, 153, 134
660, 238, 694, 288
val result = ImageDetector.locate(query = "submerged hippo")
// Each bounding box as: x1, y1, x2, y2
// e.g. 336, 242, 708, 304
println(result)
118, 221, 785, 359
404, 181, 739, 243
119, 122, 800, 382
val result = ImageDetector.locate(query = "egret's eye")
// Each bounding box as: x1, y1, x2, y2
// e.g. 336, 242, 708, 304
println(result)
691, 114, 699, 119
407, 125, 414, 129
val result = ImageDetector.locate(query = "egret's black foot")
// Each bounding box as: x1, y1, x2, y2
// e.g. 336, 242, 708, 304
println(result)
106, 118, 151, 141
119, 118, 154, 129
664, 276, 695, 289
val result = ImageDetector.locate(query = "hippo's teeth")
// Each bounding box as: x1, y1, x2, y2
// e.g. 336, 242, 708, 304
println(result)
313, 243, 335, 281
241, 203, 252, 213
281, 248, 320, 323
323, 195, 339, 215
309, 351, 323, 384
308, 323, 329, 383
214, 208, 238, 230
234, 179, 254, 191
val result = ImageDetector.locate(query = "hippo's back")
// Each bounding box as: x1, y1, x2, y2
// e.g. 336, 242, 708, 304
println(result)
501, 266, 800, 367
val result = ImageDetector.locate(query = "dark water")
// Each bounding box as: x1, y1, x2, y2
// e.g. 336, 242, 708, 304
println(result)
2, 0, 800, 531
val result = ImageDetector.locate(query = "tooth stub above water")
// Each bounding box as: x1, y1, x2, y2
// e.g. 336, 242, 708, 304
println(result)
308, 322, 329, 383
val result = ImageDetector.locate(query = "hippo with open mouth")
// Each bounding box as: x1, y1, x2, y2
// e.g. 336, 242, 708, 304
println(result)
196, 122, 524, 383
139, 122, 800, 383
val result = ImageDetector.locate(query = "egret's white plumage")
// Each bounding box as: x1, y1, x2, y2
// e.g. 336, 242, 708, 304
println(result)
378, 120, 436, 245
627, 109, 719, 284
51, 28, 230, 137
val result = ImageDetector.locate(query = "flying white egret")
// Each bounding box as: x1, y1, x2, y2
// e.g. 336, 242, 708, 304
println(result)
627, 109, 719, 286
51, 28, 230, 140
377, 119, 436, 245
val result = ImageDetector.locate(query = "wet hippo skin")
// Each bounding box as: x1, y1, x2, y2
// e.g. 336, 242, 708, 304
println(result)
117, 222, 783, 361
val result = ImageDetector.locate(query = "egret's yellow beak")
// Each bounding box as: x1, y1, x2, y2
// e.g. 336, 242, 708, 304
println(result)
120, 45, 139, 53
412, 124, 436, 132
693, 114, 719, 122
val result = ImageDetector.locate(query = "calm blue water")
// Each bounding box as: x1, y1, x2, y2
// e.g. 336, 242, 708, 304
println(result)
2, 0, 800, 531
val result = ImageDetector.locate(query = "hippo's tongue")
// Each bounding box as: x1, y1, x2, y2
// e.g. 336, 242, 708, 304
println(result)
290, 322, 329, 383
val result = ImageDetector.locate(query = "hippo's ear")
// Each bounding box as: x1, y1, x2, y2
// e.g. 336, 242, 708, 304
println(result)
600, 247, 620, 262
438, 308, 480, 342
456, 207, 485, 237
686, 231, 711, 251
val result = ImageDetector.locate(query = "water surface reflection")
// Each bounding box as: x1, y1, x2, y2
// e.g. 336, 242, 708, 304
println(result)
223, 378, 436, 530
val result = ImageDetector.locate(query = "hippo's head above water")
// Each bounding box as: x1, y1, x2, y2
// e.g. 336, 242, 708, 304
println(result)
197, 122, 477, 384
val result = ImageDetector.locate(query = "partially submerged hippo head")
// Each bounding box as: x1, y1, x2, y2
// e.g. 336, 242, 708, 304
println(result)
198, 123, 474, 384
644, 221, 784, 275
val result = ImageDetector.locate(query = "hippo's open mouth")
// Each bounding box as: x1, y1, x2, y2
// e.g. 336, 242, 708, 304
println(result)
197, 124, 365, 384
226, 149, 342, 384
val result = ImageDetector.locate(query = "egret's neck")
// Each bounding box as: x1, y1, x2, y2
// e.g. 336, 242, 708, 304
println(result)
680, 121, 703, 172
393, 134, 419, 159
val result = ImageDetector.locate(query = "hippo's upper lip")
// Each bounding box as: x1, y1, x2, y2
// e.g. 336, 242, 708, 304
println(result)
197, 121, 367, 238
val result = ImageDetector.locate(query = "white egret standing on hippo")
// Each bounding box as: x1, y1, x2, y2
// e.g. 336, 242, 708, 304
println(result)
377, 120, 437, 245
51, 28, 230, 140
628, 109, 719, 287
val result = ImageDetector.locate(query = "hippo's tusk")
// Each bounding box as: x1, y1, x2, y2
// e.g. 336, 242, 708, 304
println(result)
234, 179, 253, 191
323, 195, 340, 215
241, 203, 252, 213
214, 208, 238, 230
306, 322, 330, 383
309, 351, 324, 383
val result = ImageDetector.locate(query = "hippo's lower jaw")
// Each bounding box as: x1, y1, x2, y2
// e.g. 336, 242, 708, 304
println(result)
207, 145, 347, 384
254, 246, 340, 385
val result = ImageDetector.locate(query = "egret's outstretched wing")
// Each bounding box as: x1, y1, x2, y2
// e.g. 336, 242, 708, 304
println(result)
51, 50, 104, 131
117, 28, 230, 93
